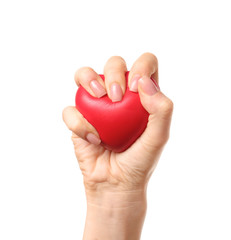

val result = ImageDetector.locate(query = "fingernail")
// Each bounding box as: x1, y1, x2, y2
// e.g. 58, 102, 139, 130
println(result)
139, 76, 159, 96
110, 82, 123, 102
129, 74, 141, 92
86, 133, 101, 145
90, 80, 107, 98
152, 78, 160, 91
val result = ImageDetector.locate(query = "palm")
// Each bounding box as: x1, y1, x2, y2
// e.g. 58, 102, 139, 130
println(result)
71, 127, 161, 190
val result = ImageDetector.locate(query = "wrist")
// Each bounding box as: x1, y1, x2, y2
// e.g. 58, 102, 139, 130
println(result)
83, 189, 147, 240
85, 188, 146, 208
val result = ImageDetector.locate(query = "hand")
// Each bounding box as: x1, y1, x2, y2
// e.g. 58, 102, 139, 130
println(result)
62, 52, 173, 240
63, 52, 173, 191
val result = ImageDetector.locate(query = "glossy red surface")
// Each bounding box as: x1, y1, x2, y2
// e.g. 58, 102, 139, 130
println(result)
75, 71, 149, 152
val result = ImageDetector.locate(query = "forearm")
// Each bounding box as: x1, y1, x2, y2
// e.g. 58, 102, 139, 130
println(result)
83, 189, 147, 240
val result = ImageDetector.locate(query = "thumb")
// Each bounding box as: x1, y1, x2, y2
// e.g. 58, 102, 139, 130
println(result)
137, 76, 174, 150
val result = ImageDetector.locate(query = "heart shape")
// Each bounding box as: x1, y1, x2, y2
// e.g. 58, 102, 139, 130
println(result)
75, 71, 149, 152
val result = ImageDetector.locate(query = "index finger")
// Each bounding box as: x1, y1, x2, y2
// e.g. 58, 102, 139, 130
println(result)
74, 67, 107, 98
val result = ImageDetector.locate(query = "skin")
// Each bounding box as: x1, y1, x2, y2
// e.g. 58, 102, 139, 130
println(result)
62, 52, 174, 240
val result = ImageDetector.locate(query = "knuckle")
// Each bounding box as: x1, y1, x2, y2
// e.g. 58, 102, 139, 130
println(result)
78, 66, 94, 74
136, 52, 158, 72
75, 66, 95, 80
71, 118, 82, 134
105, 56, 127, 71
62, 106, 71, 121
143, 52, 158, 63
134, 61, 148, 70
159, 98, 174, 117
108, 55, 126, 63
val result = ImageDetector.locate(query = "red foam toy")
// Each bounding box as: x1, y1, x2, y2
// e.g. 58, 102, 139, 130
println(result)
75, 71, 149, 152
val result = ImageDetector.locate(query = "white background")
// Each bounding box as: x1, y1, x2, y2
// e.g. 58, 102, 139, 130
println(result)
0, 0, 231, 239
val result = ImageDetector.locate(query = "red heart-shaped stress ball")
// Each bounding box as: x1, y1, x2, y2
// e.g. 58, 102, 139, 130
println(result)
75, 71, 149, 152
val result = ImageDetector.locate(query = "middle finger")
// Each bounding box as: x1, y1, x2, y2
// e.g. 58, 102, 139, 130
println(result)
103, 56, 127, 102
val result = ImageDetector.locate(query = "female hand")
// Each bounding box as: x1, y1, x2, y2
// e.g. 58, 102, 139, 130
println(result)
62, 52, 173, 240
